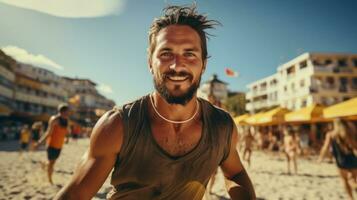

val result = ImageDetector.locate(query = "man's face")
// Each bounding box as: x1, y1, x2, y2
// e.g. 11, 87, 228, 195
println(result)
60, 110, 70, 119
149, 25, 206, 105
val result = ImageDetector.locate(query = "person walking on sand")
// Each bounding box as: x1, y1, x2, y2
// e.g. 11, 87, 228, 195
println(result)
30, 121, 42, 150
55, 5, 255, 200
241, 127, 255, 168
35, 104, 71, 184
283, 127, 300, 174
19, 124, 31, 155
318, 119, 357, 200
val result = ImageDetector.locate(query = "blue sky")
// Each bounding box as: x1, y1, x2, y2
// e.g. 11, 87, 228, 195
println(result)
1, 0, 357, 105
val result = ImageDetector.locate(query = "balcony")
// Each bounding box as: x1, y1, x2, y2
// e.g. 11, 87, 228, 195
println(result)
314, 65, 354, 74
14, 91, 64, 107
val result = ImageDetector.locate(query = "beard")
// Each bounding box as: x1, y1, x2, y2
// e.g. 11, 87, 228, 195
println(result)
153, 70, 201, 105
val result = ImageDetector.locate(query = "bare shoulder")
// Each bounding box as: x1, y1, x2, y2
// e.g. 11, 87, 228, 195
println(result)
48, 115, 60, 126
89, 109, 124, 157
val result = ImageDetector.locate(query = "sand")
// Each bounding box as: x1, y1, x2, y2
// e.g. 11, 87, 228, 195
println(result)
0, 139, 352, 200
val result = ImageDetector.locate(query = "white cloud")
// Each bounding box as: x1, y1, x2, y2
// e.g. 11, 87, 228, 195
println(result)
97, 83, 114, 94
1, 45, 64, 70
0, 0, 126, 18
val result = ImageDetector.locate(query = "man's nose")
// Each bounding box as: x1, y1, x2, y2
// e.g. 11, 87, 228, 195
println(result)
168, 55, 185, 70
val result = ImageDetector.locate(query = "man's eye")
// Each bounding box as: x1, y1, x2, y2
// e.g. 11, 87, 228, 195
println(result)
184, 52, 195, 57
161, 52, 172, 58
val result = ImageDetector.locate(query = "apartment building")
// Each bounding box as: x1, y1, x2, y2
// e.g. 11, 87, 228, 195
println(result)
13, 64, 68, 119
0, 50, 16, 116
63, 77, 115, 125
246, 52, 357, 113
246, 74, 279, 113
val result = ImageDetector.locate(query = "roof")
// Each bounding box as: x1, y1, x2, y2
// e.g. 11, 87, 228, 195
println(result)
203, 74, 227, 85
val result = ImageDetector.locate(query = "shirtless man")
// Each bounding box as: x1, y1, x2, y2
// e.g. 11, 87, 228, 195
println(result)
283, 127, 300, 174
35, 104, 71, 184
55, 5, 255, 200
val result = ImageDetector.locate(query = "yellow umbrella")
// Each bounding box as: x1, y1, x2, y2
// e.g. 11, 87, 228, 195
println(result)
323, 97, 357, 119
285, 104, 327, 123
256, 107, 289, 125
244, 112, 266, 126
233, 114, 250, 125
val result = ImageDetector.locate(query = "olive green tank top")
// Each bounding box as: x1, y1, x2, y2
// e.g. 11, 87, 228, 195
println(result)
107, 95, 234, 200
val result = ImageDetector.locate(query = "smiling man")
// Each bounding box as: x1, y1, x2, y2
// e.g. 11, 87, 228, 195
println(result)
55, 5, 255, 200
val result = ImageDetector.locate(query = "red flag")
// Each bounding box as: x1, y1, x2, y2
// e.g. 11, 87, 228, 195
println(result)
225, 68, 238, 77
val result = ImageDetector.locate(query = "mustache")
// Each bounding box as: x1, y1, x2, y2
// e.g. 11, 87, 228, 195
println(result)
162, 70, 193, 80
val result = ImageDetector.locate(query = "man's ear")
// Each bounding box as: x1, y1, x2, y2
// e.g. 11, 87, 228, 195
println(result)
202, 59, 207, 74
148, 58, 153, 74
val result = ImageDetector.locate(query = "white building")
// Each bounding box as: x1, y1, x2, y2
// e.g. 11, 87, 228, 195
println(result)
246, 52, 357, 113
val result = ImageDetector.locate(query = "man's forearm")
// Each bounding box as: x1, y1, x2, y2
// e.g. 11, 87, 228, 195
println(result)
228, 169, 256, 200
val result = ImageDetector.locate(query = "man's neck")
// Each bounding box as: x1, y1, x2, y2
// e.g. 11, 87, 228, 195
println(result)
151, 92, 199, 122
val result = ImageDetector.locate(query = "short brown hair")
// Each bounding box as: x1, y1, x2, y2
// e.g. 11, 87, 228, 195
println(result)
58, 104, 69, 113
148, 5, 220, 62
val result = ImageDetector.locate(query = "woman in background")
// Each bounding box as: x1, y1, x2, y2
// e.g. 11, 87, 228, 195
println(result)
319, 118, 357, 200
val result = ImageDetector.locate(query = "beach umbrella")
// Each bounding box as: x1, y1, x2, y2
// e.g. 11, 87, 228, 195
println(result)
323, 97, 357, 120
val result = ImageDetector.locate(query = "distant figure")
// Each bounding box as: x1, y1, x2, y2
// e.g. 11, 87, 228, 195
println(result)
19, 124, 31, 154
283, 127, 300, 174
241, 128, 255, 167
71, 124, 81, 143
298, 125, 310, 157
318, 119, 357, 200
30, 121, 42, 150
35, 104, 71, 184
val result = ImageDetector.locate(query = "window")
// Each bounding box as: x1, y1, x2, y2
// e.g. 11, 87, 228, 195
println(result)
301, 99, 307, 107
338, 58, 347, 67
287, 66, 295, 74
339, 77, 348, 92
325, 59, 332, 65
353, 58, 357, 67
300, 61, 307, 69
326, 77, 335, 89
352, 78, 357, 89
300, 79, 305, 88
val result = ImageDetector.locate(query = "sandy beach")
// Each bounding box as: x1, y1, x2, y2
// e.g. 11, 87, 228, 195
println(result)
0, 138, 352, 200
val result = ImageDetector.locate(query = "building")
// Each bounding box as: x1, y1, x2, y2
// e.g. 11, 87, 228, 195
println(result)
0, 50, 16, 116
246, 52, 357, 113
198, 74, 228, 103
246, 74, 279, 113
63, 77, 115, 126
12, 64, 68, 121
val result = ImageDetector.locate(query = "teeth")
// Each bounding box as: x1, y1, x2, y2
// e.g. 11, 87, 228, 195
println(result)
168, 76, 187, 81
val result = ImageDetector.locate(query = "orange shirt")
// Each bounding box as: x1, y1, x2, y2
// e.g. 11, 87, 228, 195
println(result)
47, 123, 68, 149
20, 129, 30, 143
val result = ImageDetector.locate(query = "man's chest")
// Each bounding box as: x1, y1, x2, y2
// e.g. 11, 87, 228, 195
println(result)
151, 123, 203, 157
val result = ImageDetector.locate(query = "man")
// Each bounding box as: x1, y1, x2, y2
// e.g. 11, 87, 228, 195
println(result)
55, 5, 255, 200
19, 124, 31, 155
35, 104, 71, 184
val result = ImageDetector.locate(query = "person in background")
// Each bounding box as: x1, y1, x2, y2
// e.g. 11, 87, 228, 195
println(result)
35, 104, 71, 184
19, 124, 31, 155
318, 119, 357, 200
283, 126, 300, 174
241, 127, 255, 168
30, 121, 43, 150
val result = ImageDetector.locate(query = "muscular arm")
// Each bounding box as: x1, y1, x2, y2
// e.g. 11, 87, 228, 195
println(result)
221, 125, 256, 200
54, 109, 124, 200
